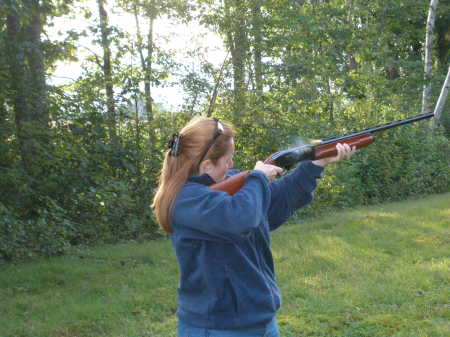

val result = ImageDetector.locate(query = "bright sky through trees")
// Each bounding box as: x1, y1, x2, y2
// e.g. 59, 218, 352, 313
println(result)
48, 0, 225, 111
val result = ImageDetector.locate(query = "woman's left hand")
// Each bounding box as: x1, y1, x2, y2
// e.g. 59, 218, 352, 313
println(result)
312, 143, 356, 167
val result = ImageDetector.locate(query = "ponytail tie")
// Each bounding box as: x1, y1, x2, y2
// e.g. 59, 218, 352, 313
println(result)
168, 132, 182, 156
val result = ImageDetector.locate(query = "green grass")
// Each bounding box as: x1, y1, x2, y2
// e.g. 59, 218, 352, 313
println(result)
1, 193, 449, 337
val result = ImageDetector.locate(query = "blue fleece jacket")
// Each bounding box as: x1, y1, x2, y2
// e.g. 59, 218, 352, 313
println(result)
171, 161, 324, 329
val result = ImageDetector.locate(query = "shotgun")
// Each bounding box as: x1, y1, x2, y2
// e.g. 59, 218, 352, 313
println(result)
210, 112, 434, 195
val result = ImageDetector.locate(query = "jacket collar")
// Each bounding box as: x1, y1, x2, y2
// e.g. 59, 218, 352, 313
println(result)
188, 173, 216, 186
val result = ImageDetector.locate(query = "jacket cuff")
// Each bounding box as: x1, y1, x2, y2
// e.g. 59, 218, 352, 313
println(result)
302, 161, 324, 179
249, 169, 270, 184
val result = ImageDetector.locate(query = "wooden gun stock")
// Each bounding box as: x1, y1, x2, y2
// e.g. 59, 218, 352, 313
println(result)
209, 170, 251, 195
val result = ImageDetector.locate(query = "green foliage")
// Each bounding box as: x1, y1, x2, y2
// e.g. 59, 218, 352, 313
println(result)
299, 127, 450, 217
0, 198, 76, 260
1, 0, 449, 261
350, 128, 450, 200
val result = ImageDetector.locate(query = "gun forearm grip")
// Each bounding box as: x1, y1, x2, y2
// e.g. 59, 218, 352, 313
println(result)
314, 133, 374, 160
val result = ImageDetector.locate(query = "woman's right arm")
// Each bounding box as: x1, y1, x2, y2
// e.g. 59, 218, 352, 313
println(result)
172, 170, 271, 242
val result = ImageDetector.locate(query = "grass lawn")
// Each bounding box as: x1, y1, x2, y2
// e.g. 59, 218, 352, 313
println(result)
1, 193, 449, 337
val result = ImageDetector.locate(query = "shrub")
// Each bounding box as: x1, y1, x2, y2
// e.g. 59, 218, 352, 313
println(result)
297, 127, 450, 218
0, 198, 76, 260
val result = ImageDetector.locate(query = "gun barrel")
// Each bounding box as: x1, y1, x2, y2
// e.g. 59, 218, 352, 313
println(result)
319, 112, 434, 145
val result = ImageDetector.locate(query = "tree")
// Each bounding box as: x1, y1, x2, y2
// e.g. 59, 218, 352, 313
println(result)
5, 0, 50, 176
118, 0, 193, 137
132, 0, 156, 142
0, 8, 9, 154
224, 0, 249, 117
435, 2, 450, 70
422, 0, 440, 114
97, 0, 118, 143
251, 0, 263, 97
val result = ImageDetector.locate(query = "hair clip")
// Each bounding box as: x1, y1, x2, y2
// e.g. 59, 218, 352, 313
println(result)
212, 117, 224, 137
168, 132, 182, 156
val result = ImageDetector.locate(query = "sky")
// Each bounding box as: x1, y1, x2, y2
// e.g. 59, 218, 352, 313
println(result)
48, 0, 226, 111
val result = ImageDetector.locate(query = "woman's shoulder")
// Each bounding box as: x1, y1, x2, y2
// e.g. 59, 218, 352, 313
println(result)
175, 178, 227, 210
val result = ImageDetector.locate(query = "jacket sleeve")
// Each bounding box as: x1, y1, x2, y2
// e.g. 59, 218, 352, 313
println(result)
172, 170, 271, 242
267, 161, 324, 231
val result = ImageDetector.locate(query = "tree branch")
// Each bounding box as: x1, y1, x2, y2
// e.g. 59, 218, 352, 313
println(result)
432, 66, 450, 129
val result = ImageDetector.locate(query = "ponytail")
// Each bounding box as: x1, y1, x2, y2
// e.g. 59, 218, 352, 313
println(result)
152, 117, 235, 234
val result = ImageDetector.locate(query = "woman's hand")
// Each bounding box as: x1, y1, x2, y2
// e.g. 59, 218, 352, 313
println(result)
254, 161, 284, 180
312, 143, 356, 167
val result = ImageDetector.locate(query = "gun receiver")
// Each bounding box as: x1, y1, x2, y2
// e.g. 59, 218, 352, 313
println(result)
210, 113, 434, 195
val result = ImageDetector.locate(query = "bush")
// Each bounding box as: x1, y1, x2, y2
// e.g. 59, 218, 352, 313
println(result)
0, 175, 158, 261
0, 127, 161, 261
0, 198, 76, 260
297, 127, 450, 218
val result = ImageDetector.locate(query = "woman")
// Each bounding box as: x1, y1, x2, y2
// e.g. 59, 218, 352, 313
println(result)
152, 117, 355, 337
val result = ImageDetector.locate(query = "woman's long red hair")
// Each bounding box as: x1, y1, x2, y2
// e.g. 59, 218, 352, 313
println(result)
152, 117, 235, 234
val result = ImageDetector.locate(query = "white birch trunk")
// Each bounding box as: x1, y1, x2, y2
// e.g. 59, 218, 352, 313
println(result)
432, 66, 450, 129
421, 0, 440, 114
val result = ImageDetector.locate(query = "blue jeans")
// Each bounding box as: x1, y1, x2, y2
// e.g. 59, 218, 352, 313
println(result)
177, 317, 280, 337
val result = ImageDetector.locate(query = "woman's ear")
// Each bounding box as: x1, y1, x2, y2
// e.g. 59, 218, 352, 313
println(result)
198, 159, 213, 175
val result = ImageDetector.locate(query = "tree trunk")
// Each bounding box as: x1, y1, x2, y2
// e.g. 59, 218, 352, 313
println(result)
27, 0, 49, 128
0, 15, 7, 136
145, 16, 154, 142
97, 0, 117, 143
133, 1, 155, 142
325, 78, 334, 122
421, 0, 440, 114
6, 3, 28, 170
0, 58, 7, 138
436, 15, 450, 70
207, 53, 229, 117
0, 100, 7, 160
133, 96, 142, 186
252, 0, 263, 97
6, 0, 49, 176
0, 101, 5, 127
225, 0, 248, 117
